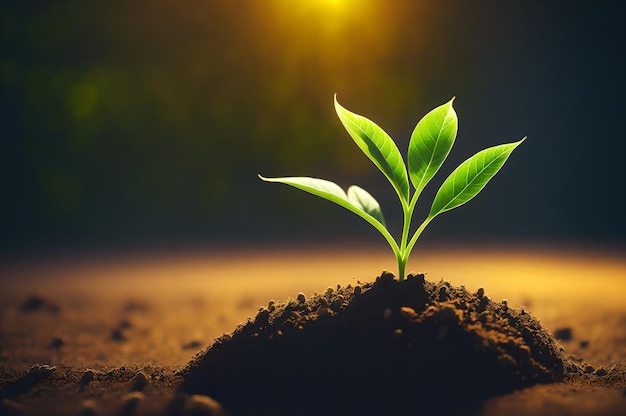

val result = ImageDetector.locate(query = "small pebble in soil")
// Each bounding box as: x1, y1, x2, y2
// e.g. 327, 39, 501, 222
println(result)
584, 365, 594, 374
182, 340, 203, 350
476, 287, 485, 298
399, 306, 417, 320
47, 337, 64, 349
29, 364, 56, 378
119, 391, 144, 416
185, 395, 225, 416
331, 295, 345, 310
297, 293, 306, 303
407, 272, 425, 284
438, 286, 448, 301
353, 285, 362, 296
554, 327, 573, 341
19, 295, 59, 313
594, 368, 608, 376
110, 329, 126, 342
377, 271, 395, 283
132, 371, 149, 391
81, 369, 96, 385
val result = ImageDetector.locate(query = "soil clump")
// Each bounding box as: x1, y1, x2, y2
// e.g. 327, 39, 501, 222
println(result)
180, 272, 567, 415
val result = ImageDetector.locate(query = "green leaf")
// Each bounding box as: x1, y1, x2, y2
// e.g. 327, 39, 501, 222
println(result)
334, 95, 409, 203
428, 138, 525, 218
408, 98, 458, 196
347, 185, 386, 226
258, 175, 386, 228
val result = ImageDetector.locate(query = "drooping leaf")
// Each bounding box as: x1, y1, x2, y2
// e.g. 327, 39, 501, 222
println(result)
347, 185, 386, 226
408, 98, 458, 196
428, 138, 525, 218
258, 175, 386, 229
334, 95, 409, 203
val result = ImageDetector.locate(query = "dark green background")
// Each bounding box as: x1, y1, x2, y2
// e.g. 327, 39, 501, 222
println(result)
2, 1, 625, 255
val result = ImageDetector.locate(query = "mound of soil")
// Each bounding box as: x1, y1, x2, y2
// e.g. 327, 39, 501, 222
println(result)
179, 272, 566, 415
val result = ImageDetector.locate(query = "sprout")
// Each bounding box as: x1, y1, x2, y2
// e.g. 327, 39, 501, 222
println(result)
260, 96, 524, 280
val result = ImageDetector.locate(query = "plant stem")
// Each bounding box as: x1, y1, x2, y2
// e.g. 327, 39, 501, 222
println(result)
398, 256, 407, 283
397, 195, 418, 281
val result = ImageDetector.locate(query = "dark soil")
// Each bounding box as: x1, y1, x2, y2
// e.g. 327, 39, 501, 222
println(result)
179, 272, 569, 415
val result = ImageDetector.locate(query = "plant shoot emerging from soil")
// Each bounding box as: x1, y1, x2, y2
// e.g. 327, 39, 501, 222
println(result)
260, 96, 524, 280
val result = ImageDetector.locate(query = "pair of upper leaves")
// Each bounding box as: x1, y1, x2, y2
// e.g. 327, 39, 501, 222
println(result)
260, 96, 524, 239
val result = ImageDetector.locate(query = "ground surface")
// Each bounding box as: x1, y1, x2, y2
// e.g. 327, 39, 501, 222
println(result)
0, 243, 624, 415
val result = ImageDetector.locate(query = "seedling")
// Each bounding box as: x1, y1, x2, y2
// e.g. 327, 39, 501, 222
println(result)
260, 96, 524, 280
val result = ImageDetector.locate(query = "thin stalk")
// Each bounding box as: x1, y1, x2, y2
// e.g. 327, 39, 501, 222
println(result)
397, 194, 418, 280
398, 255, 407, 283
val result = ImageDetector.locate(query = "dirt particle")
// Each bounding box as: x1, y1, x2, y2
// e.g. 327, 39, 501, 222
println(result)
353, 285, 362, 296
47, 337, 64, 349
19, 295, 59, 313
579, 340, 589, 348
255, 308, 270, 325
407, 273, 425, 284
393, 328, 403, 338
182, 340, 203, 350
497, 354, 517, 368
81, 369, 96, 385
28, 364, 56, 378
316, 306, 330, 317
110, 329, 126, 342
438, 286, 448, 301
376, 271, 395, 283
435, 304, 462, 324
399, 306, 417, 320
584, 365, 594, 374
297, 293, 306, 303
185, 394, 225, 416
132, 371, 149, 391
331, 295, 345, 310
267, 300, 275, 312
476, 287, 485, 298
594, 368, 608, 377
554, 327, 573, 341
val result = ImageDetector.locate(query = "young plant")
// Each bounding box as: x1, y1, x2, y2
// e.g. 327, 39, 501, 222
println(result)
259, 96, 525, 280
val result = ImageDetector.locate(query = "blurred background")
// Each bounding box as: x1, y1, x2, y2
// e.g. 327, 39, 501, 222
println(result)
2, 0, 625, 257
